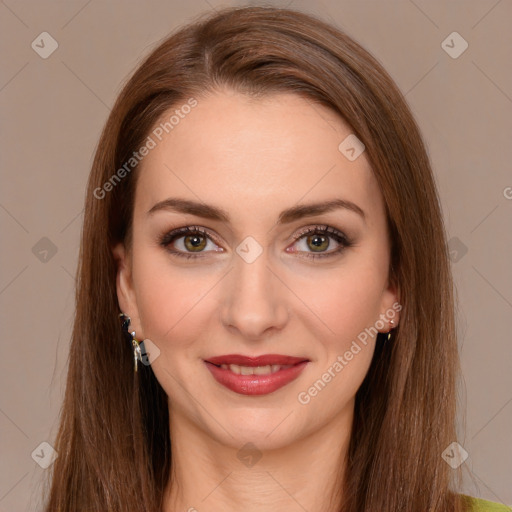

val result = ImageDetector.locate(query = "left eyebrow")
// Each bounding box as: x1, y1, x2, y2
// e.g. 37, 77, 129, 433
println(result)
277, 198, 366, 225
147, 197, 366, 224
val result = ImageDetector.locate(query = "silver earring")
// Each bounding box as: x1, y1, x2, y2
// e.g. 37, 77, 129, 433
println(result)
120, 313, 143, 373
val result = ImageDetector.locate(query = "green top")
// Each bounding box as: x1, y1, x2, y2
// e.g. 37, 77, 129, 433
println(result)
464, 495, 511, 511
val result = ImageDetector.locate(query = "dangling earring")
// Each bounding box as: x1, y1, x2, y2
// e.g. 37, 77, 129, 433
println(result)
120, 313, 143, 372
386, 319, 396, 342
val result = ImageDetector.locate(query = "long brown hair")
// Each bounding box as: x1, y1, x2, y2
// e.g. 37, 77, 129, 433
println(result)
43, 6, 468, 511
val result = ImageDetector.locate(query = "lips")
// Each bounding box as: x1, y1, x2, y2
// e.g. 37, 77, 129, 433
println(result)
205, 354, 308, 366
204, 354, 310, 396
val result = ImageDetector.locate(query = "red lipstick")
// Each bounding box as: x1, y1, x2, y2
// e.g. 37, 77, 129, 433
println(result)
204, 354, 310, 396
206, 354, 308, 366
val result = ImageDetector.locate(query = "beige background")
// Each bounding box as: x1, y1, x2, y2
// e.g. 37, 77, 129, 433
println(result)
1, 0, 511, 510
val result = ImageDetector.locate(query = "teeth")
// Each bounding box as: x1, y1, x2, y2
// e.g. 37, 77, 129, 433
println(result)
219, 364, 294, 375
230, 364, 241, 374
255, 365, 273, 375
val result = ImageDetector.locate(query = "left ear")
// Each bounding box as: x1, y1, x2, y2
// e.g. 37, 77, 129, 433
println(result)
378, 276, 401, 333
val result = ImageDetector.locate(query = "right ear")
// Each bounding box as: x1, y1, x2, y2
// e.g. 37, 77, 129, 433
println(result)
112, 242, 142, 333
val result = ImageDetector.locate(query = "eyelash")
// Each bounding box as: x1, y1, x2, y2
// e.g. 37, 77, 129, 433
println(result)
158, 225, 352, 261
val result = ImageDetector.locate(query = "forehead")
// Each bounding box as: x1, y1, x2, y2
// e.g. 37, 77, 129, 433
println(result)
134, 90, 384, 228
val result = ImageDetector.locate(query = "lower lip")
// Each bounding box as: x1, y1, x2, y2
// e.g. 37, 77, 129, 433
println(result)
204, 361, 309, 396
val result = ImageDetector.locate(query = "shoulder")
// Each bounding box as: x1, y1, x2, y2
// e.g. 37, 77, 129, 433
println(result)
461, 494, 512, 511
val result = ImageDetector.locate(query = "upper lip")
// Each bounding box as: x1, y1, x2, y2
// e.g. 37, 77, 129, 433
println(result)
205, 354, 309, 367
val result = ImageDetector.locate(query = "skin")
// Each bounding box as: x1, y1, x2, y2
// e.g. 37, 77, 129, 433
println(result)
113, 88, 400, 512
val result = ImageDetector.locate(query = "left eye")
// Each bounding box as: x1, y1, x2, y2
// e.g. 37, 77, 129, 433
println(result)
287, 226, 352, 260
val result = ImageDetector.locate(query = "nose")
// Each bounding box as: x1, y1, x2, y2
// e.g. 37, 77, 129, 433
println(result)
220, 249, 289, 340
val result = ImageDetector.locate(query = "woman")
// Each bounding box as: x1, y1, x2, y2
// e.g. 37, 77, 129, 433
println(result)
42, 6, 509, 512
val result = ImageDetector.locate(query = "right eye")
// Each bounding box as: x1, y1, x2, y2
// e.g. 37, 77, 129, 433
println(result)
159, 226, 224, 259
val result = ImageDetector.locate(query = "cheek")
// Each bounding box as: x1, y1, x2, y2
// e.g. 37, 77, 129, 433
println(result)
292, 259, 386, 347
132, 249, 219, 351
291, 266, 383, 420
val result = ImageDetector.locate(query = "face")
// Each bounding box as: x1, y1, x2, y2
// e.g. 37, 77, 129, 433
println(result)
113, 88, 400, 450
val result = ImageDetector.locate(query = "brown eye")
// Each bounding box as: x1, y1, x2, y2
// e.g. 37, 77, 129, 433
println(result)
306, 233, 330, 252
288, 225, 352, 260
183, 233, 207, 252
159, 226, 222, 259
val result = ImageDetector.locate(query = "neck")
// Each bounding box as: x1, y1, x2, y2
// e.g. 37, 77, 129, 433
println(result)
162, 400, 353, 512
